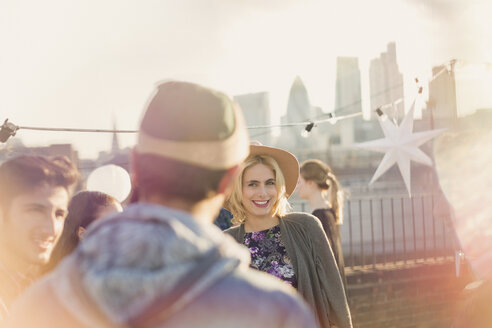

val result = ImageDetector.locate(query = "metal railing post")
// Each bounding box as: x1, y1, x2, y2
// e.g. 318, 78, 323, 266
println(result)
359, 200, 364, 267
401, 197, 407, 265
391, 198, 396, 263
370, 199, 375, 269
381, 198, 386, 265
348, 201, 354, 269
421, 196, 427, 260
411, 197, 417, 262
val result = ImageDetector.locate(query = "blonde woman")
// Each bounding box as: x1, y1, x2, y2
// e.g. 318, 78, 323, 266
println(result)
297, 159, 347, 287
225, 144, 352, 328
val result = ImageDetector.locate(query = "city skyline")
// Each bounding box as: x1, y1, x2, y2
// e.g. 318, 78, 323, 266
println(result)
1, 0, 491, 159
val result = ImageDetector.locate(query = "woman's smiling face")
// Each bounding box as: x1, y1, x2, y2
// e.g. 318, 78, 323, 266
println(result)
241, 163, 278, 221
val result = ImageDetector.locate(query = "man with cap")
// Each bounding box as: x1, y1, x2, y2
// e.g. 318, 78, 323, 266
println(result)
6, 81, 318, 327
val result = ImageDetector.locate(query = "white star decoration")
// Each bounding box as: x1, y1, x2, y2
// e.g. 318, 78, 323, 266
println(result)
356, 99, 445, 195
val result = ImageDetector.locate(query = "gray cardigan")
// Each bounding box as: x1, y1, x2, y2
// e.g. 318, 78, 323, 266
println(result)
226, 212, 352, 328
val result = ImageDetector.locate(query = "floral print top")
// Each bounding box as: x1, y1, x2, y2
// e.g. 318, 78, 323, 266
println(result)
243, 225, 297, 288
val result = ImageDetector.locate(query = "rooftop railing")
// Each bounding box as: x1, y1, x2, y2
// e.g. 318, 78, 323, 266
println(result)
292, 193, 457, 271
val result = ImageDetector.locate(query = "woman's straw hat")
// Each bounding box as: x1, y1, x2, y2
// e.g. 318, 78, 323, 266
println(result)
249, 142, 299, 198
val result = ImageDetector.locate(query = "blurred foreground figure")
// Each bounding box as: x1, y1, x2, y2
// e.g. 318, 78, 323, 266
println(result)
433, 128, 492, 327
43, 191, 122, 274
0, 155, 79, 321
7, 81, 318, 328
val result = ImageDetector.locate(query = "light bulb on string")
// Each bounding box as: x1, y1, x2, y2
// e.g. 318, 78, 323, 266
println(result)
0, 119, 19, 143
375, 107, 387, 121
301, 122, 314, 138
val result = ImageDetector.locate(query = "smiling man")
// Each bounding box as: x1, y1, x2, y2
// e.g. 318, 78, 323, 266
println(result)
0, 155, 79, 320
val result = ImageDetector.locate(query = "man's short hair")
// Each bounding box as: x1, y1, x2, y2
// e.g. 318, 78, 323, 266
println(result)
132, 81, 249, 201
132, 153, 227, 202
0, 155, 80, 209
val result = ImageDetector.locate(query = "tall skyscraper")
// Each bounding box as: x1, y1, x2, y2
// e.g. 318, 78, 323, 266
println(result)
335, 57, 362, 116
424, 60, 458, 130
333, 57, 362, 146
282, 76, 314, 123
369, 42, 404, 120
277, 76, 321, 153
234, 91, 272, 145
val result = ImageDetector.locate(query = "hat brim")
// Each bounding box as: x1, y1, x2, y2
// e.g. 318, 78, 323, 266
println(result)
249, 145, 299, 198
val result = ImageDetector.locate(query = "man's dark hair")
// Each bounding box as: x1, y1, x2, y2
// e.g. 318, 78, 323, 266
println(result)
132, 153, 227, 203
0, 155, 80, 209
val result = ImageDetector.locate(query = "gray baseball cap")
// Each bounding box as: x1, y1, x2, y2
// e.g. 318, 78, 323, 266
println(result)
136, 81, 250, 170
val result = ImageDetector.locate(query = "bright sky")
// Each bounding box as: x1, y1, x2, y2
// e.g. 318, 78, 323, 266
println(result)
1, 0, 491, 159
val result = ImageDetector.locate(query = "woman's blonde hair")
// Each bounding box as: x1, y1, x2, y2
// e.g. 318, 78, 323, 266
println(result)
300, 159, 344, 224
226, 155, 291, 225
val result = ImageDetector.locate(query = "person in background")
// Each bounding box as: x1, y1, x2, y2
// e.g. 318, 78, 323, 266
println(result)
43, 191, 122, 273
225, 144, 352, 328
214, 207, 233, 230
6, 81, 318, 328
297, 159, 347, 288
0, 155, 79, 321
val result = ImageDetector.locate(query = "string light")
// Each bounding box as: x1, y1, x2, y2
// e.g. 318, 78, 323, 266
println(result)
301, 122, 315, 138
374, 80, 427, 122
1, 59, 458, 143
0, 119, 19, 143
0, 102, 388, 144
0, 111, 362, 143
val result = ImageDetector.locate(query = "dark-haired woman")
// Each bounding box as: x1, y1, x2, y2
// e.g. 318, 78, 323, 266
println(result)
43, 190, 122, 273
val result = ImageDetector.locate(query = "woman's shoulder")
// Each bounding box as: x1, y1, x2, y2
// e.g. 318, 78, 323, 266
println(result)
312, 208, 336, 220
283, 211, 319, 222
282, 212, 323, 230
224, 225, 240, 233
224, 224, 242, 239
223, 225, 242, 244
